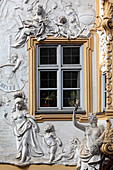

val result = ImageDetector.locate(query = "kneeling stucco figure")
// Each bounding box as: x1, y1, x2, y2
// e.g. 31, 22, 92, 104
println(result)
4, 91, 43, 164
73, 100, 105, 170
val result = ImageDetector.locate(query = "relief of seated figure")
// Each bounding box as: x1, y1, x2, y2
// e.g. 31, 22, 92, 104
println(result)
12, 5, 46, 48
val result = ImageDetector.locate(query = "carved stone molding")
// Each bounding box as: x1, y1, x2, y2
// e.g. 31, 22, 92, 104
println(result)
101, 0, 113, 112
101, 0, 113, 35
101, 119, 113, 155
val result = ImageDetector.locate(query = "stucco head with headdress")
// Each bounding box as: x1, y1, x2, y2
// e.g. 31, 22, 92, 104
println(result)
88, 113, 98, 126
12, 91, 27, 112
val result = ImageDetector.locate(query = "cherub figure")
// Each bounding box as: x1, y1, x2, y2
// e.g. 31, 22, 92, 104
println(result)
39, 123, 62, 162
55, 136, 80, 163
53, 16, 68, 38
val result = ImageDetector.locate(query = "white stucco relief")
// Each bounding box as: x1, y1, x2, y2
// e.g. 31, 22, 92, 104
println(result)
2, 95, 105, 168
0, 0, 96, 48
0, 56, 28, 92
0, 36, 28, 92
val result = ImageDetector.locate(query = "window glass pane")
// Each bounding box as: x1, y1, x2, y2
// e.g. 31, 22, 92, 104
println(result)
63, 71, 80, 88
63, 47, 80, 64
40, 90, 57, 107
40, 71, 57, 88
63, 90, 80, 107
40, 47, 57, 64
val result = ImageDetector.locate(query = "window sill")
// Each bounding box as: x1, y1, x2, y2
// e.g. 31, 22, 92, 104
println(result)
35, 110, 86, 122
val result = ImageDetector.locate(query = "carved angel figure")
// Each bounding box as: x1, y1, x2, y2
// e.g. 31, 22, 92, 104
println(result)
52, 16, 68, 38
73, 100, 105, 170
4, 91, 43, 163
39, 123, 62, 163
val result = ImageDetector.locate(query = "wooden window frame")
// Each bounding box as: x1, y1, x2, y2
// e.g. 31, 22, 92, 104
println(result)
27, 36, 94, 122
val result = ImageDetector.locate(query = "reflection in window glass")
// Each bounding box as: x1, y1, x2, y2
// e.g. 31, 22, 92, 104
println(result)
63, 47, 80, 64
40, 47, 57, 64
63, 90, 80, 107
40, 71, 57, 88
37, 44, 83, 109
63, 71, 80, 88
40, 90, 57, 107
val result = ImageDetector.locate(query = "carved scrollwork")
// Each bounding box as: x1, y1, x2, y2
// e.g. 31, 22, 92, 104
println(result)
90, 16, 104, 33
101, 119, 113, 155
101, 0, 113, 34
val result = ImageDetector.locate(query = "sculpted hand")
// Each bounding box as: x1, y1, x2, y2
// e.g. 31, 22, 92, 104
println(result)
74, 99, 79, 112
3, 110, 8, 118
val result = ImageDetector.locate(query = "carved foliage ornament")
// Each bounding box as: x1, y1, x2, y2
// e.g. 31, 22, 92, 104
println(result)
101, 0, 113, 110
92, 0, 113, 110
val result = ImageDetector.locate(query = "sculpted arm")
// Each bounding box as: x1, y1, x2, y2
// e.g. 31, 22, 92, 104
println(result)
3, 110, 13, 126
56, 136, 62, 147
73, 111, 85, 132
73, 100, 86, 132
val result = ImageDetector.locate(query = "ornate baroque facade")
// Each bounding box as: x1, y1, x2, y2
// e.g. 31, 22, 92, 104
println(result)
0, 0, 113, 169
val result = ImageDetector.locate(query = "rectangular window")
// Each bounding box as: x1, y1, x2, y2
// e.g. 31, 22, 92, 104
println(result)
36, 44, 84, 111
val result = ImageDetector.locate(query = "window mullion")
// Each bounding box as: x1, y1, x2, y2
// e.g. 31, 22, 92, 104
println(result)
57, 45, 62, 110
80, 45, 84, 109
36, 45, 39, 110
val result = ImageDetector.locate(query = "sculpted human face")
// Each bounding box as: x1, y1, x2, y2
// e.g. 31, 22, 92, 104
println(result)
37, 6, 43, 15
88, 113, 97, 126
52, 3, 58, 10
44, 125, 49, 132
16, 101, 23, 110
12, 54, 18, 63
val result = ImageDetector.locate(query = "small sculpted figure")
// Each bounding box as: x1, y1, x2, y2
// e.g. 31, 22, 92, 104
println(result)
11, 53, 22, 73
39, 123, 62, 163
4, 91, 43, 164
12, 4, 46, 47
55, 136, 80, 163
73, 100, 105, 170
68, 15, 82, 38
53, 16, 68, 38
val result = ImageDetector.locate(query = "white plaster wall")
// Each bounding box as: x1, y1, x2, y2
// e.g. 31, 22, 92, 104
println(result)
0, 0, 102, 163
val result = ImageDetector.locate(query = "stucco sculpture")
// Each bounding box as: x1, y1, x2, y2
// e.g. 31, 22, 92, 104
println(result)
9, 0, 96, 48
4, 91, 43, 164
55, 136, 80, 164
12, 4, 47, 48
39, 123, 62, 163
0, 51, 28, 92
73, 100, 105, 170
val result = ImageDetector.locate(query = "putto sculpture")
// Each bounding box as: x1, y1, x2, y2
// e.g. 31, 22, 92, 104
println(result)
4, 91, 43, 163
73, 100, 105, 170
39, 123, 62, 163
